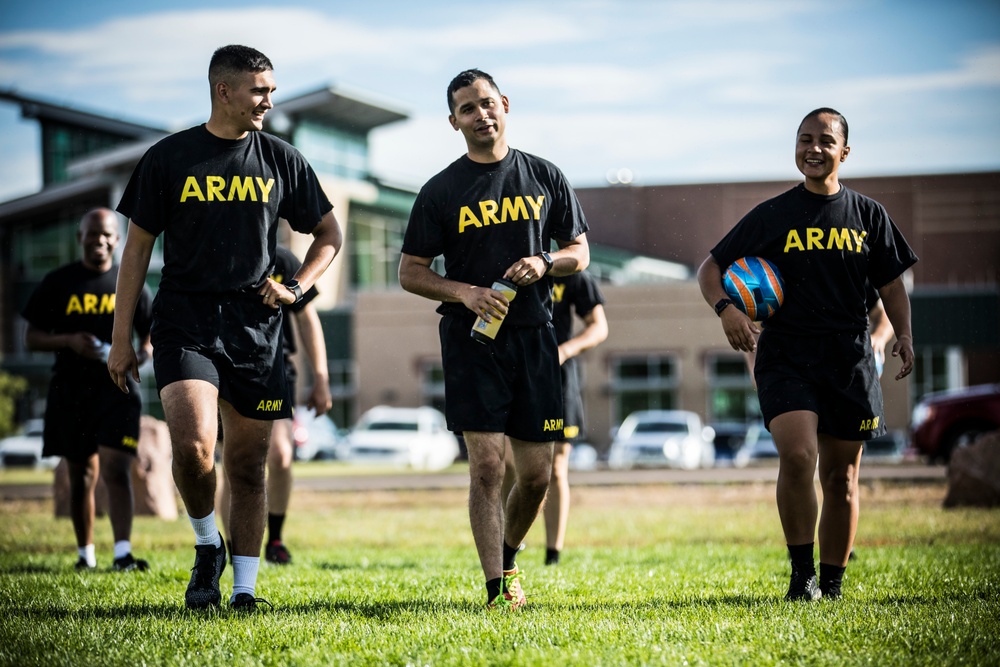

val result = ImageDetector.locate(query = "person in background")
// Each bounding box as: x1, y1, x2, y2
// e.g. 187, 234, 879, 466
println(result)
217, 244, 332, 565
22, 207, 153, 572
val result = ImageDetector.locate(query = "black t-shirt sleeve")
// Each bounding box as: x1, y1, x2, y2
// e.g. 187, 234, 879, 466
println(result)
21, 273, 59, 331
278, 156, 333, 235
865, 204, 918, 289
571, 271, 606, 318
549, 169, 590, 243
401, 187, 445, 259
117, 151, 167, 236
134, 285, 154, 339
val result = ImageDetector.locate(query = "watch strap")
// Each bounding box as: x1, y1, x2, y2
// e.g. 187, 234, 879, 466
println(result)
714, 298, 733, 316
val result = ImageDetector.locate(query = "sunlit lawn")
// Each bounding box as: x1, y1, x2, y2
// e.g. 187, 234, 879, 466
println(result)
1, 473, 997, 666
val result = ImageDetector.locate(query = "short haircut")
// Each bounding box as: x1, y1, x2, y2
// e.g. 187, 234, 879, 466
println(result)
209, 45, 273, 87
446, 69, 501, 112
799, 107, 849, 145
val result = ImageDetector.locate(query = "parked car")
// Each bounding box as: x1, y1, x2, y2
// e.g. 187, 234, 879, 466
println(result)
607, 410, 715, 470
911, 384, 1000, 463
863, 430, 908, 463
0, 419, 57, 469
344, 405, 460, 471
292, 408, 347, 461
710, 421, 750, 467
741, 421, 778, 463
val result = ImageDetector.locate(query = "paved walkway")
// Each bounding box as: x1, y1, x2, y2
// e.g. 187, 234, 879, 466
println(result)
1, 463, 946, 501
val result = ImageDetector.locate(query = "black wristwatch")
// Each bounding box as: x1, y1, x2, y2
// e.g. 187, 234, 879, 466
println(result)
537, 251, 554, 275
714, 298, 734, 317
284, 279, 304, 304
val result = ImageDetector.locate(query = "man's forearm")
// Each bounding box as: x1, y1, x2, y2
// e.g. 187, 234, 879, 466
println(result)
112, 223, 155, 346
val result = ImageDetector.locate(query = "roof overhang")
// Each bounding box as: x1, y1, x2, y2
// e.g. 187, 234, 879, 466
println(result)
267, 85, 409, 134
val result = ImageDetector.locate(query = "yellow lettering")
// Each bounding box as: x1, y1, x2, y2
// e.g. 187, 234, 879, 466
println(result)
851, 229, 867, 250
82, 293, 98, 314
501, 196, 528, 222
121, 436, 138, 450
180, 177, 205, 202
458, 206, 482, 233
66, 295, 83, 315
806, 228, 824, 250
479, 200, 501, 226
872, 416, 879, 429
552, 283, 566, 303
256, 177, 275, 202
525, 195, 545, 220
228, 176, 257, 202
784, 230, 805, 253
206, 176, 225, 201
99, 293, 115, 314
827, 228, 852, 251
257, 400, 266, 411
542, 418, 564, 432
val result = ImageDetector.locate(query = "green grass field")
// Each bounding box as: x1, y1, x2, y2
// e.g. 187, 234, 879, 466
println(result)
1, 473, 997, 666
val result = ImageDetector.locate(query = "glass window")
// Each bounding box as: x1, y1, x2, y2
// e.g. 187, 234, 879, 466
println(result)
293, 122, 369, 181
706, 353, 760, 422
912, 346, 964, 402
327, 360, 356, 429
610, 354, 679, 424
348, 207, 407, 289
420, 358, 447, 415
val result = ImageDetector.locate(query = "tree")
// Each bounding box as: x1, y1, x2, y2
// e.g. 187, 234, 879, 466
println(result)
0, 371, 28, 438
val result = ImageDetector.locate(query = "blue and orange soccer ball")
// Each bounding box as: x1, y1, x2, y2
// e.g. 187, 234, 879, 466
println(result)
722, 256, 785, 321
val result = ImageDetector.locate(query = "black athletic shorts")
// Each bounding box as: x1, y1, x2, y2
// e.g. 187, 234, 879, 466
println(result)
754, 328, 886, 441
284, 356, 298, 407
561, 358, 584, 442
42, 371, 141, 463
439, 313, 563, 442
151, 290, 292, 420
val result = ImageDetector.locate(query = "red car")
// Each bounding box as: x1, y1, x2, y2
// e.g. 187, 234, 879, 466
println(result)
910, 384, 1000, 463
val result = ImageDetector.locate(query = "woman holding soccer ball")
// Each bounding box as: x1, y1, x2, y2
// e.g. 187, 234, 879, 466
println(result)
696, 108, 917, 601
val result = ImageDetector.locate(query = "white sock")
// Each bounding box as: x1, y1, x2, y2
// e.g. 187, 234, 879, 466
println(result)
78, 544, 96, 567
188, 511, 222, 547
113, 540, 131, 560
231, 555, 259, 600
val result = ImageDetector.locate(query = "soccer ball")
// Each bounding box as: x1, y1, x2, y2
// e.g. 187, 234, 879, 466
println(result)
722, 256, 785, 321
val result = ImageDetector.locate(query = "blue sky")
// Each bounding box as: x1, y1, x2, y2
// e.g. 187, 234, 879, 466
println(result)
1, 0, 998, 201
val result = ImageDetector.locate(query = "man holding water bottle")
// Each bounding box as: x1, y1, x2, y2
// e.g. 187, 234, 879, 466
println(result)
22, 207, 153, 572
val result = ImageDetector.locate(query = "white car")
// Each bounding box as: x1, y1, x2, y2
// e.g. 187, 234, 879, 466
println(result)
345, 406, 460, 471
607, 410, 715, 470
0, 419, 58, 468
292, 407, 348, 461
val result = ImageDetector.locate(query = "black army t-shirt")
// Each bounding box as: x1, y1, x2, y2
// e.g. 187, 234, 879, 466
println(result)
711, 184, 917, 336
271, 245, 320, 358
402, 149, 589, 327
117, 125, 333, 294
22, 262, 153, 378
551, 271, 605, 345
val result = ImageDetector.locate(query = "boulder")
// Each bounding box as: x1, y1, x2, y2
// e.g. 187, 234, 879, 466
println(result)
943, 431, 1000, 508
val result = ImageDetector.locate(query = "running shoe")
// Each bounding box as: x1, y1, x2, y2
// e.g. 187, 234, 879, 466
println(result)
74, 557, 95, 571
230, 593, 273, 613
264, 540, 292, 565
185, 536, 227, 609
112, 553, 149, 572
499, 565, 527, 609
785, 570, 822, 601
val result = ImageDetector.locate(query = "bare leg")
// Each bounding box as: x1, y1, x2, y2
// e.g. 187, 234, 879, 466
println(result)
504, 437, 553, 550
465, 431, 507, 580
500, 437, 515, 507
543, 441, 572, 551
219, 401, 272, 558
67, 454, 99, 548
160, 380, 221, 522
266, 418, 294, 516
98, 446, 135, 543
215, 440, 231, 541
817, 435, 863, 567
770, 410, 820, 545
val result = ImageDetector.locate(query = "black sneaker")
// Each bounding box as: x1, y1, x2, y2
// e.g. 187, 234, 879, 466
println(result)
264, 540, 292, 565
185, 536, 227, 609
113, 553, 149, 572
74, 557, 95, 571
785, 571, 822, 601
230, 593, 273, 613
